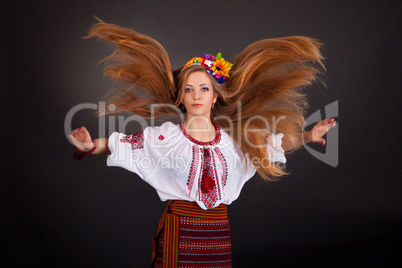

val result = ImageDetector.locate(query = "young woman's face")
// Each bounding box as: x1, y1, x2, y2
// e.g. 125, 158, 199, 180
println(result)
182, 71, 217, 119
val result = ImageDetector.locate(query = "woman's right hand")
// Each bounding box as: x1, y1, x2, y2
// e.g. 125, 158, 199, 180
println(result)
69, 126, 94, 152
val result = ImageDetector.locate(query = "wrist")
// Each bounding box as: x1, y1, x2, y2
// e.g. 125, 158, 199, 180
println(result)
86, 140, 97, 154
74, 140, 97, 160
303, 131, 313, 144
84, 141, 96, 153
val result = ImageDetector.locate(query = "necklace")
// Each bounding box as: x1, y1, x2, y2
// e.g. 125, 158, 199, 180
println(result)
180, 119, 221, 146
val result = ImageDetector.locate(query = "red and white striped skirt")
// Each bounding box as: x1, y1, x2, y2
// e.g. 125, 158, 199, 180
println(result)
152, 200, 232, 268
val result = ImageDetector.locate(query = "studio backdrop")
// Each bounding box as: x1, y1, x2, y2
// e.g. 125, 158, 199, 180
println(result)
2, 0, 401, 267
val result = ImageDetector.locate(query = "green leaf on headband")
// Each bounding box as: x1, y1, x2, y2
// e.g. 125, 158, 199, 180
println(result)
216, 52, 222, 60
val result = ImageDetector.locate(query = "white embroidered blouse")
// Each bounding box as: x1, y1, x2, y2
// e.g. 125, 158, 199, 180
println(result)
107, 119, 286, 210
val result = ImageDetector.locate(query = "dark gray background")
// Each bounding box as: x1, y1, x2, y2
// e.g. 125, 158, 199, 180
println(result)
2, 0, 401, 267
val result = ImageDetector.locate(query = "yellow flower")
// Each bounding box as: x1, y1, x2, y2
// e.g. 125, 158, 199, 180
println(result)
212, 58, 233, 77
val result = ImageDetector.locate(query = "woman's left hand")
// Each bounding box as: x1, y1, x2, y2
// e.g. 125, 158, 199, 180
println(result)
310, 118, 337, 146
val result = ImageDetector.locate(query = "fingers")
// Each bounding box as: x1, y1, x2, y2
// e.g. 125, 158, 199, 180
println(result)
69, 134, 94, 152
69, 134, 83, 148
80, 126, 89, 134
328, 118, 336, 128
71, 127, 86, 135
70, 126, 90, 139
321, 118, 337, 128
318, 119, 336, 146
71, 126, 87, 132
71, 128, 84, 144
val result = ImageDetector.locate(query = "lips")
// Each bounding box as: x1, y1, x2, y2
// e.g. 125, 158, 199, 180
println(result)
192, 104, 203, 107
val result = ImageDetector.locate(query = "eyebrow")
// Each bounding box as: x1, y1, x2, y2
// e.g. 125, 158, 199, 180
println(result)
185, 83, 210, 87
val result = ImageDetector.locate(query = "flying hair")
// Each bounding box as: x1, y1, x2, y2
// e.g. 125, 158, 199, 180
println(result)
86, 17, 327, 181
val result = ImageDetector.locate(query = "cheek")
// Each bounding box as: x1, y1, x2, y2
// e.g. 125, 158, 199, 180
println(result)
182, 94, 190, 105
209, 92, 217, 103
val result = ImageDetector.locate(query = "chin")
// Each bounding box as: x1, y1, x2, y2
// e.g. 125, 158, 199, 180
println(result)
186, 111, 210, 118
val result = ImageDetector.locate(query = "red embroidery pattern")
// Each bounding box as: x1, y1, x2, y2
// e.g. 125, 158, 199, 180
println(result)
187, 145, 200, 195
214, 147, 228, 188
210, 150, 222, 199
180, 119, 221, 146
198, 147, 220, 209
158, 135, 164, 140
120, 132, 144, 150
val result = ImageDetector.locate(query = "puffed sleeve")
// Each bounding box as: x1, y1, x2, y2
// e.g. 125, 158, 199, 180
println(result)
106, 122, 181, 180
267, 133, 287, 163
106, 131, 147, 176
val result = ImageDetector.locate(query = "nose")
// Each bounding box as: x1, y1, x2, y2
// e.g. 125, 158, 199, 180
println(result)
193, 90, 200, 100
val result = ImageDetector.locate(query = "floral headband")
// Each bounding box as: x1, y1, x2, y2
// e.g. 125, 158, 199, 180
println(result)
182, 52, 233, 84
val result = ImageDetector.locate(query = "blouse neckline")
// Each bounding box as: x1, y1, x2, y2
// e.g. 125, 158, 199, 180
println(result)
180, 119, 221, 146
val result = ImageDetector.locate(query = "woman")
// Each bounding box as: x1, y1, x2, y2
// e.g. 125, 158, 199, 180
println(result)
69, 19, 336, 267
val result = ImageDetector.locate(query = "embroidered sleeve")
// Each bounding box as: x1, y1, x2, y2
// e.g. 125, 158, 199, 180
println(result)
266, 133, 287, 163
106, 131, 147, 177
106, 122, 182, 181
120, 132, 145, 150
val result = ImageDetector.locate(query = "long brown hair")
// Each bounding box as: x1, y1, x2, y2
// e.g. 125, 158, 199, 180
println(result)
87, 18, 326, 181
86, 18, 177, 118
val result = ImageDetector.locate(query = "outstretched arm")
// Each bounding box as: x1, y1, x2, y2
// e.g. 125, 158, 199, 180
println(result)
281, 118, 337, 151
69, 126, 111, 155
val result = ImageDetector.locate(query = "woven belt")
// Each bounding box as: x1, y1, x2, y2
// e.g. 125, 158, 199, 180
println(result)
151, 200, 228, 267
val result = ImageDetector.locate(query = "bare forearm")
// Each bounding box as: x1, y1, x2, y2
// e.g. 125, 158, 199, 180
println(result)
281, 131, 312, 151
